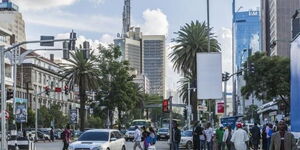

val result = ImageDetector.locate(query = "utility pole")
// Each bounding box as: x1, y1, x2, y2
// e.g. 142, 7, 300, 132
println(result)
187, 82, 191, 130
1, 45, 7, 150
169, 96, 173, 150
232, 0, 237, 116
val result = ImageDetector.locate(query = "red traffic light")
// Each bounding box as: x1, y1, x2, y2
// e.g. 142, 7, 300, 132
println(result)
162, 99, 169, 113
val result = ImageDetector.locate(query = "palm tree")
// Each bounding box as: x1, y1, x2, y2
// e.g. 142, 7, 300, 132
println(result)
169, 21, 221, 121
61, 50, 99, 131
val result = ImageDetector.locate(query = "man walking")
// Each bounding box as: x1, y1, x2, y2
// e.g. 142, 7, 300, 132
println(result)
205, 123, 213, 150
250, 123, 261, 150
133, 126, 143, 150
62, 124, 71, 150
172, 121, 181, 150
231, 122, 249, 150
216, 124, 224, 150
193, 121, 201, 150
269, 121, 296, 150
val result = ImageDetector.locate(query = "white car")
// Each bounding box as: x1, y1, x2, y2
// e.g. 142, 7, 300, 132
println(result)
68, 129, 126, 150
180, 130, 193, 150
125, 126, 135, 141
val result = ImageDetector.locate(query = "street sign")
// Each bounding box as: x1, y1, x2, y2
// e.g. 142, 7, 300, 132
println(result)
54, 87, 62, 92
70, 109, 78, 124
40, 36, 55, 46
198, 105, 207, 111
216, 102, 225, 114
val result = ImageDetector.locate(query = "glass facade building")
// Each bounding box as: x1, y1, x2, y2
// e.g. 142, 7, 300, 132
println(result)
234, 10, 260, 68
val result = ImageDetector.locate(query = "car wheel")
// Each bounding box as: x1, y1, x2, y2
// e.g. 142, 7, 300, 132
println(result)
122, 145, 126, 150
106, 148, 110, 150
186, 141, 193, 150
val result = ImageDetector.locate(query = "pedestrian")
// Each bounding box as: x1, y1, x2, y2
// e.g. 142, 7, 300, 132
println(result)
266, 124, 274, 150
23, 129, 27, 138
250, 123, 260, 150
262, 123, 268, 150
193, 121, 201, 150
172, 121, 181, 150
142, 126, 149, 150
222, 125, 233, 150
230, 122, 249, 150
204, 123, 213, 150
269, 120, 296, 150
50, 127, 55, 142
216, 124, 225, 150
133, 126, 143, 150
199, 124, 206, 150
62, 124, 71, 150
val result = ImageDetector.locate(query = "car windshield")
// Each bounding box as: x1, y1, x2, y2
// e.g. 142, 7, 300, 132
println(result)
128, 127, 135, 131
182, 131, 193, 137
158, 129, 168, 132
78, 131, 109, 141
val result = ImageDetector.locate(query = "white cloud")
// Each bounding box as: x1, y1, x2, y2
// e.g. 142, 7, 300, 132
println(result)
217, 27, 233, 92
22, 10, 121, 34
13, 0, 78, 11
141, 9, 169, 36
89, 0, 105, 5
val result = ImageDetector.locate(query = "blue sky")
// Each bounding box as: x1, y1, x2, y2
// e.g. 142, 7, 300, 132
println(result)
12, 0, 260, 90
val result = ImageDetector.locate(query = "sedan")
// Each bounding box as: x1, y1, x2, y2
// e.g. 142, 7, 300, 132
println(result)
180, 130, 193, 150
157, 128, 169, 140
68, 129, 126, 150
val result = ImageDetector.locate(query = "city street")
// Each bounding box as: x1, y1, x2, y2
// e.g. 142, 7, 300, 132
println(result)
36, 140, 170, 150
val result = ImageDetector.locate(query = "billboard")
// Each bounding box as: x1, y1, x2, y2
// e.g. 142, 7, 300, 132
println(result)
15, 98, 27, 123
69, 109, 78, 124
291, 35, 300, 132
197, 53, 223, 99
216, 101, 225, 114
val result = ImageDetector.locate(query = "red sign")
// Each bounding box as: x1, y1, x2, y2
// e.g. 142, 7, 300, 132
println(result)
217, 102, 225, 114
55, 87, 62, 92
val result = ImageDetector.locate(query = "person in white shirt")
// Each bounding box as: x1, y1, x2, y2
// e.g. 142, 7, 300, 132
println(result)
231, 122, 249, 150
133, 126, 143, 150
204, 123, 213, 150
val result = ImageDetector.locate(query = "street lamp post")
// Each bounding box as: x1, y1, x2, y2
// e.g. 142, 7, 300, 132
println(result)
0, 32, 76, 150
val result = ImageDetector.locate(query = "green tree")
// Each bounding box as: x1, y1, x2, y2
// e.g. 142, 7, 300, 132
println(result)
242, 52, 290, 107
96, 45, 139, 129
38, 106, 51, 127
244, 105, 259, 123
62, 51, 100, 131
49, 104, 68, 128
170, 21, 220, 120
87, 116, 103, 128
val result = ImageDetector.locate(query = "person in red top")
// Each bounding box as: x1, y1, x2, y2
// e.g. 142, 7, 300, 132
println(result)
62, 124, 71, 150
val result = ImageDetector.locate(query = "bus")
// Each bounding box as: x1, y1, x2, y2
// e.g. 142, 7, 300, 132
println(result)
131, 119, 152, 128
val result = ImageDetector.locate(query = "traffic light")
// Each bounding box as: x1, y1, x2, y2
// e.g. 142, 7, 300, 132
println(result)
63, 41, 70, 59
162, 99, 169, 113
249, 62, 255, 73
45, 86, 50, 96
183, 108, 187, 120
68, 31, 77, 50
83, 41, 90, 59
64, 85, 69, 95
6, 89, 13, 100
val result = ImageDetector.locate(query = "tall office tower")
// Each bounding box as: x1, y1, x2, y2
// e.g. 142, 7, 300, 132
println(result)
0, 0, 26, 44
122, 0, 130, 38
261, 0, 300, 57
234, 10, 261, 114
114, 27, 143, 74
143, 35, 166, 97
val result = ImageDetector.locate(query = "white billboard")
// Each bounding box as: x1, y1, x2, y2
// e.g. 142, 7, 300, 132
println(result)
197, 52, 222, 99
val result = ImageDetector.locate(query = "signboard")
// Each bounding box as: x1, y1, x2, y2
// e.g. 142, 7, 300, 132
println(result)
197, 105, 207, 111
221, 116, 243, 130
291, 35, 300, 132
69, 109, 78, 124
197, 53, 223, 99
15, 98, 27, 123
40, 36, 54, 46
216, 102, 225, 114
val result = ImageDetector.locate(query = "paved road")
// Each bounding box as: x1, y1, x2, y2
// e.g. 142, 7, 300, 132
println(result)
35, 140, 170, 150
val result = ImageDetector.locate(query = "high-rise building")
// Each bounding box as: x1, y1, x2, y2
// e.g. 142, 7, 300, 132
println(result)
143, 35, 166, 97
114, 27, 143, 74
261, 0, 300, 57
234, 10, 261, 115
133, 74, 150, 94
0, 0, 26, 44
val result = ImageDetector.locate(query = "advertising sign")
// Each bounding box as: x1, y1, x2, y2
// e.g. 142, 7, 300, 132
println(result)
70, 109, 78, 124
221, 116, 243, 130
197, 53, 223, 99
216, 102, 225, 114
15, 98, 27, 123
291, 35, 300, 133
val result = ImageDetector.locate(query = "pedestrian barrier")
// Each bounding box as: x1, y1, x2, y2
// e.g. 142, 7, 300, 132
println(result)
8, 137, 36, 150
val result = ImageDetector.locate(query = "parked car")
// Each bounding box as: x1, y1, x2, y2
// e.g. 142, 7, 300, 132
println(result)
180, 130, 193, 150
125, 126, 135, 141
157, 128, 169, 140
68, 129, 126, 150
